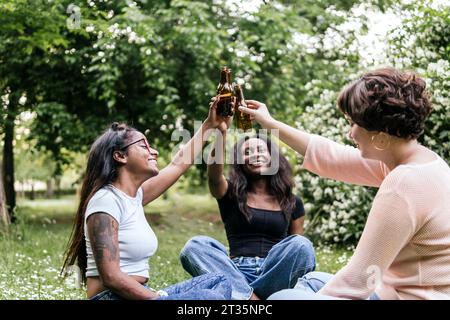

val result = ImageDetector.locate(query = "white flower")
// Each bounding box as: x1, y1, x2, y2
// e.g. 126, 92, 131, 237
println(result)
313, 188, 323, 200
329, 221, 337, 229
18, 95, 27, 105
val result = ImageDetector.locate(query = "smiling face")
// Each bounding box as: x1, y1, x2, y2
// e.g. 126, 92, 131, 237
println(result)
122, 132, 159, 177
240, 138, 272, 176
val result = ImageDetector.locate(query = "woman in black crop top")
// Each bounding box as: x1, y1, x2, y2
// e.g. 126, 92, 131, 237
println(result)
180, 131, 316, 300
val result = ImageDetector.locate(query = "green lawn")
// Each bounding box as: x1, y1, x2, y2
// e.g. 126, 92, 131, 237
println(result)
0, 192, 352, 300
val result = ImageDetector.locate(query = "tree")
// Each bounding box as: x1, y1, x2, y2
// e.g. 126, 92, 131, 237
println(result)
14, 119, 57, 200
1, 0, 365, 223
387, 0, 449, 161
0, 0, 68, 221
30, 0, 364, 152
293, 0, 449, 244
0, 166, 10, 227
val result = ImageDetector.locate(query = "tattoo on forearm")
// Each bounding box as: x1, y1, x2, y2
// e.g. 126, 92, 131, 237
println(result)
88, 213, 119, 266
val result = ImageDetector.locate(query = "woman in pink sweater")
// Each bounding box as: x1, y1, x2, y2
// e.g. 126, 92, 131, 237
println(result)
238, 68, 450, 300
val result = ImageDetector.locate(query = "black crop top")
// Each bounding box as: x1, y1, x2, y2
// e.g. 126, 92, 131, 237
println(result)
217, 180, 305, 258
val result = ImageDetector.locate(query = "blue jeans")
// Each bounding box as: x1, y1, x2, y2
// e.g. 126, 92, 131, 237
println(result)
179, 235, 316, 300
90, 272, 232, 300
267, 271, 380, 300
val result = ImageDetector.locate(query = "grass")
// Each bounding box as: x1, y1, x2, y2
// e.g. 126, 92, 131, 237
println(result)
0, 191, 352, 300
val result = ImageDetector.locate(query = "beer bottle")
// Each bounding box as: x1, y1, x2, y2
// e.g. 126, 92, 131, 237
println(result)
234, 84, 252, 131
216, 66, 233, 117
226, 68, 235, 116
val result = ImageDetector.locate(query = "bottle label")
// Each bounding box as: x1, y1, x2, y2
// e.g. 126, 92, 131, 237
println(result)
218, 93, 232, 99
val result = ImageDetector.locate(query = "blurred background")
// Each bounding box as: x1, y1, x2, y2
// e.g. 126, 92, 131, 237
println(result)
0, 0, 448, 299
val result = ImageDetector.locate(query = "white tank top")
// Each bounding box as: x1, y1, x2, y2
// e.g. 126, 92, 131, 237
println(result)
84, 185, 158, 278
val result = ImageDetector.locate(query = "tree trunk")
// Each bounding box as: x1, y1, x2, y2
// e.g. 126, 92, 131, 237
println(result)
46, 179, 54, 198
2, 105, 16, 222
55, 176, 61, 198
30, 182, 35, 200
0, 166, 10, 227
20, 182, 25, 198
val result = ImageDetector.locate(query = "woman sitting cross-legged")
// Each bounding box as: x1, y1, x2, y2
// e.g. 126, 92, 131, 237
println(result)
239, 67, 450, 300
180, 124, 316, 300
61, 97, 232, 300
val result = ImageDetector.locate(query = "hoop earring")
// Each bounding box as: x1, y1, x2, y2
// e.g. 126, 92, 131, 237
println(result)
371, 134, 390, 151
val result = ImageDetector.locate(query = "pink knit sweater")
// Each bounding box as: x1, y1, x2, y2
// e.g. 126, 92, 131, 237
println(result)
303, 135, 450, 300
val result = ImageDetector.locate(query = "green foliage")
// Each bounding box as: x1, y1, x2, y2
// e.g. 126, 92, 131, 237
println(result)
387, 1, 449, 161
2, 0, 448, 245
296, 1, 449, 244
14, 139, 56, 184
3, 0, 363, 167
0, 0, 68, 112
31, 103, 87, 173
6, 0, 356, 186
295, 86, 378, 244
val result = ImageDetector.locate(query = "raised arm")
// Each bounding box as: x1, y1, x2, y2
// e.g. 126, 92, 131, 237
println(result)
239, 101, 387, 187
87, 213, 158, 299
142, 96, 229, 205
207, 128, 229, 199
239, 100, 311, 156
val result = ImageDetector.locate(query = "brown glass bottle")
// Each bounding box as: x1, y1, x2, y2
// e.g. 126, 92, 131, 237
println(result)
226, 68, 235, 116
234, 84, 252, 131
216, 66, 233, 117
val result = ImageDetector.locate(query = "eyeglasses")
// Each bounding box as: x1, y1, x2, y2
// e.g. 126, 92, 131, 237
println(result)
120, 138, 152, 155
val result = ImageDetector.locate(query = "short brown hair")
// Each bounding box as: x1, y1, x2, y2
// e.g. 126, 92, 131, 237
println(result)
338, 67, 433, 139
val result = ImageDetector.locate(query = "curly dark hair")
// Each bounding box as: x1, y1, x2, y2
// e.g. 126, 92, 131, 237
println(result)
337, 67, 433, 140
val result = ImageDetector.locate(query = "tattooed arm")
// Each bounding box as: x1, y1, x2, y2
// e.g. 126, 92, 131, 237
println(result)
87, 213, 159, 300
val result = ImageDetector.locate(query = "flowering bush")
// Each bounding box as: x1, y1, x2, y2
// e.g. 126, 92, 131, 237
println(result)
293, 86, 378, 244
387, 1, 449, 161
292, 1, 449, 245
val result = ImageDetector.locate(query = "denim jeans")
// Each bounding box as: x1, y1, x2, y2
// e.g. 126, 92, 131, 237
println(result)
267, 271, 380, 300
90, 272, 232, 300
179, 235, 316, 300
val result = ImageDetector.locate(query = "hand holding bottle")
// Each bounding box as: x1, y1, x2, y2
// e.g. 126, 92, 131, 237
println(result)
238, 100, 274, 128
234, 85, 252, 131
204, 95, 234, 133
